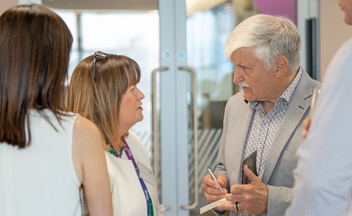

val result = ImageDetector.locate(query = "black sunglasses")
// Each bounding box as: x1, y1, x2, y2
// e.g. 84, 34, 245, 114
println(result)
91, 51, 108, 80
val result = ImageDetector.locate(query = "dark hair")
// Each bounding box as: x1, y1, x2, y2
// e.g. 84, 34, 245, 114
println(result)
0, 4, 73, 148
66, 53, 140, 149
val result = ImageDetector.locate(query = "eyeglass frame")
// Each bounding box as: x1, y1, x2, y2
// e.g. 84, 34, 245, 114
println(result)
91, 51, 108, 80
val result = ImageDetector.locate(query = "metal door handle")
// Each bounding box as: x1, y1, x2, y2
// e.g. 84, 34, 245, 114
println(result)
179, 66, 199, 210
152, 66, 169, 182
151, 66, 169, 205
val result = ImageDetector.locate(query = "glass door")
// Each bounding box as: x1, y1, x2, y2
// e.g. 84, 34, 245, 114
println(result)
184, 2, 236, 216
157, 1, 236, 215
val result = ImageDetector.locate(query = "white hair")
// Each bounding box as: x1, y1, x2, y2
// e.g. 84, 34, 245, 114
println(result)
224, 14, 301, 71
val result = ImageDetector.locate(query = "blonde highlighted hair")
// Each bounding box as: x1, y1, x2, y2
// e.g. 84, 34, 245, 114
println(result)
65, 53, 141, 149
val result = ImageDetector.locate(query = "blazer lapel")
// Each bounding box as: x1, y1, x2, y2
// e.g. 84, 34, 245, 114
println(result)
262, 70, 313, 183
230, 96, 254, 184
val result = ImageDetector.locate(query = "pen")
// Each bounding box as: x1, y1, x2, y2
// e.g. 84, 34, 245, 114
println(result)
207, 166, 224, 193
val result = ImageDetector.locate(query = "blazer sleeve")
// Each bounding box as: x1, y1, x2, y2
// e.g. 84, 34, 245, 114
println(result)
267, 185, 292, 215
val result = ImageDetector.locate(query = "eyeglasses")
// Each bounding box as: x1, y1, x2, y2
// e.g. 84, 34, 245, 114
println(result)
92, 51, 107, 80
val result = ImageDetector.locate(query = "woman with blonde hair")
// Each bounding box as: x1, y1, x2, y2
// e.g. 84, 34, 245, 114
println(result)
66, 51, 164, 216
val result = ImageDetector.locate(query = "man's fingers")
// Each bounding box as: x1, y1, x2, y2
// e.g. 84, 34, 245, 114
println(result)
302, 117, 311, 139
302, 130, 309, 139
243, 165, 259, 183
302, 117, 311, 130
203, 174, 227, 194
217, 174, 229, 190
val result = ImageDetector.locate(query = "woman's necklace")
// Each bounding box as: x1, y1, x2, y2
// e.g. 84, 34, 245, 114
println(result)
107, 143, 124, 158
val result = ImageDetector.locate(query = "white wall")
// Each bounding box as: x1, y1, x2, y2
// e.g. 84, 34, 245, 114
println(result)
319, 0, 352, 81
0, 0, 17, 15
1, 0, 41, 15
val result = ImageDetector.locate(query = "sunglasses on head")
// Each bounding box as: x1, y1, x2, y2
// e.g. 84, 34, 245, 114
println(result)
91, 51, 108, 80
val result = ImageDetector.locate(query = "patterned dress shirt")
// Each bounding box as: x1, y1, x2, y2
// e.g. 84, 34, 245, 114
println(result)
239, 68, 303, 216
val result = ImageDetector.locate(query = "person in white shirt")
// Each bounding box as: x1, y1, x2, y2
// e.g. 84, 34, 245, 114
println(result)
286, 0, 352, 215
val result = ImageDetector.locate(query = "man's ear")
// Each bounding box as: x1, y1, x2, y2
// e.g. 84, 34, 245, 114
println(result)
274, 55, 288, 78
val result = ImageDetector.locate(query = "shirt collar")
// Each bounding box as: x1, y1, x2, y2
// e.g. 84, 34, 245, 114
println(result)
279, 67, 302, 103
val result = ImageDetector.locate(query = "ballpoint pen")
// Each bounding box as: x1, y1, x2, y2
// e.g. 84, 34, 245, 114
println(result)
207, 166, 224, 193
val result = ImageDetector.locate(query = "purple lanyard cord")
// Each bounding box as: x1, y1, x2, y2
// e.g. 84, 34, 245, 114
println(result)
108, 139, 154, 216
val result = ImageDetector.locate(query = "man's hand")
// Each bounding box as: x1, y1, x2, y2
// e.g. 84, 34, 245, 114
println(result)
202, 173, 228, 203
217, 165, 268, 214
302, 117, 311, 139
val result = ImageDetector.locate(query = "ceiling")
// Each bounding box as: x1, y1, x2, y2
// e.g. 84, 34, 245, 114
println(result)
43, 0, 227, 15
43, 0, 158, 10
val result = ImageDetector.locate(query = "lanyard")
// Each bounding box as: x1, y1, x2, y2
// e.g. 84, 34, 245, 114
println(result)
108, 139, 154, 216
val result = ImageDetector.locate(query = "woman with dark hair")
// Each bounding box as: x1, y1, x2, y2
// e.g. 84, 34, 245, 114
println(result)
66, 51, 165, 216
0, 4, 112, 216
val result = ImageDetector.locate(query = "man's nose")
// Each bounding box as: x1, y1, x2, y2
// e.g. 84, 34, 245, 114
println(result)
233, 67, 242, 84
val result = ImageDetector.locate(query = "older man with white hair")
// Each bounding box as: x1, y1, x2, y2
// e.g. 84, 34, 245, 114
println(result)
201, 14, 321, 216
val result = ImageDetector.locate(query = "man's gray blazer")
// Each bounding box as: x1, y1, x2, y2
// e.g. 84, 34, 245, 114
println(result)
214, 69, 321, 216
